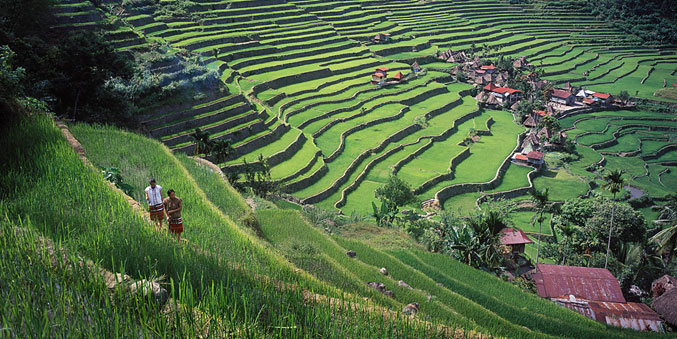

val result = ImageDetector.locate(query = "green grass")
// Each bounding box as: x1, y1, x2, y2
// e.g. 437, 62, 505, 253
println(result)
0, 115, 452, 338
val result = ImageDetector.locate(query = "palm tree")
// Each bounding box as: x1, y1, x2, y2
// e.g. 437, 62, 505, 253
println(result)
652, 224, 677, 263
530, 188, 549, 266
602, 170, 625, 269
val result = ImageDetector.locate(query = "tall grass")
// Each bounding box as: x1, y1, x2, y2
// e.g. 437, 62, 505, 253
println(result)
0, 116, 445, 337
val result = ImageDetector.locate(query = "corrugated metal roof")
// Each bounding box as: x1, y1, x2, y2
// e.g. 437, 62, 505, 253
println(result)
500, 228, 533, 245
534, 264, 626, 303
590, 301, 663, 332
551, 296, 663, 332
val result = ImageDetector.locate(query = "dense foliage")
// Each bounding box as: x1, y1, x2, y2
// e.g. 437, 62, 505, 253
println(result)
542, 0, 677, 45
543, 193, 675, 296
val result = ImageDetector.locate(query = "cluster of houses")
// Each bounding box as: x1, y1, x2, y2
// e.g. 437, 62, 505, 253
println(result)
476, 83, 523, 106
550, 82, 615, 109
370, 67, 404, 86
499, 228, 672, 332
512, 113, 568, 168
369, 62, 423, 86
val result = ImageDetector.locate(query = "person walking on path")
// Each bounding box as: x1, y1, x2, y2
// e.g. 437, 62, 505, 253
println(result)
145, 178, 164, 228
163, 189, 183, 242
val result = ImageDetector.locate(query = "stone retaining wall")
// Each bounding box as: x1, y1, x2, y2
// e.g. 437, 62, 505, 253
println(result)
435, 132, 526, 204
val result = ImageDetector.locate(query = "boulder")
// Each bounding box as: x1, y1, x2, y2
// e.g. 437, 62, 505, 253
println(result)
651, 275, 677, 297
129, 279, 169, 307
346, 250, 356, 258
379, 267, 388, 275
366, 281, 394, 298
322, 219, 337, 227
398, 280, 413, 290
402, 302, 419, 316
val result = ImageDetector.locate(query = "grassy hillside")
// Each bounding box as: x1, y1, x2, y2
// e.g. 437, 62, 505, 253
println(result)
1, 115, 450, 338
6, 117, 657, 338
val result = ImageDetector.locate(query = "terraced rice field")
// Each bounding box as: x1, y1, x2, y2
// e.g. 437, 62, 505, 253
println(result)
559, 110, 677, 198
55, 0, 676, 217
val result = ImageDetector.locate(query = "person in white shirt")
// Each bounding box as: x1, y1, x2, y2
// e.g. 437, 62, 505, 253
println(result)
144, 178, 164, 227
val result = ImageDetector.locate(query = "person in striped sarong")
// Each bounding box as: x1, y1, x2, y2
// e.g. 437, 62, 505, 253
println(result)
144, 178, 164, 228
163, 189, 183, 242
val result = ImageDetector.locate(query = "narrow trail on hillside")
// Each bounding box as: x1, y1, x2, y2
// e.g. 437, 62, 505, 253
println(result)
54, 119, 491, 339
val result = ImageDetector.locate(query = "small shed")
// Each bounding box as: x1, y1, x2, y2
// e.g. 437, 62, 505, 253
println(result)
523, 115, 537, 128
485, 93, 500, 106
500, 228, 533, 254
392, 72, 404, 81
411, 61, 421, 73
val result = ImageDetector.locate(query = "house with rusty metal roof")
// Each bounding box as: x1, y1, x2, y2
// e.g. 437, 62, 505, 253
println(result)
533, 264, 664, 332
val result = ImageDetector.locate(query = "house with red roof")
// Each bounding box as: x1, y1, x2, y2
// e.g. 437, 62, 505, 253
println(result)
500, 228, 533, 254
482, 83, 522, 104
592, 92, 613, 105
371, 68, 388, 85
550, 89, 576, 106
392, 72, 404, 81
532, 264, 663, 332
480, 65, 496, 73
526, 151, 544, 165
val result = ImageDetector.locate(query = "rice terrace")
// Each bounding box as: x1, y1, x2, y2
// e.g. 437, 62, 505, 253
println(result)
1, 0, 677, 337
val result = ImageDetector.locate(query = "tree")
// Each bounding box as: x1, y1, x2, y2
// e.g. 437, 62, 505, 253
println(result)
243, 154, 278, 197
443, 209, 508, 271
538, 115, 560, 132
0, 0, 53, 37
652, 224, 677, 263
375, 175, 416, 211
602, 169, 625, 269
53, 31, 133, 121
190, 128, 211, 156
617, 90, 630, 104
530, 188, 549, 265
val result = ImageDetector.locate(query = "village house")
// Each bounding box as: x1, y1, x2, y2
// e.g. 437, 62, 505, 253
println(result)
576, 89, 595, 100
392, 72, 404, 82
512, 56, 528, 69
576, 89, 614, 105
522, 115, 537, 128
532, 264, 664, 332
371, 33, 390, 43
500, 228, 533, 255
411, 61, 422, 73
480, 65, 496, 74
482, 83, 522, 104
550, 89, 576, 106
593, 92, 613, 105
371, 67, 388, 85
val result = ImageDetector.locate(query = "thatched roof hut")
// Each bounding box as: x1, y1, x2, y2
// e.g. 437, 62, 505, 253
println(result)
486, 94, 500, 106
653, 287, 677, 326
651, 274, 677, 297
